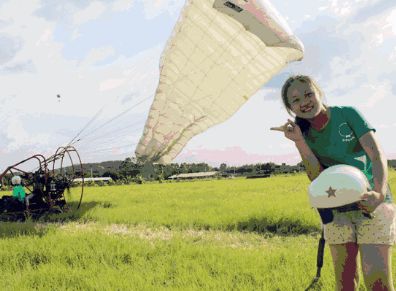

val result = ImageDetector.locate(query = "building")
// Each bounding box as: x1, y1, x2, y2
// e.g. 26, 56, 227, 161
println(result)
168, 171, 219, 180
73, 177, 113, 183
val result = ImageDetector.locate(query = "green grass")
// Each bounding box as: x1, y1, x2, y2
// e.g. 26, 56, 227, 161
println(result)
0, 170, 395, 290
65, 174, 320, 234
0, 221, 334, 291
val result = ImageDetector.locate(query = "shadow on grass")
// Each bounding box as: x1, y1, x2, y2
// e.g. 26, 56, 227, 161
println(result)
0, 221, 49, 238
37, 201, 101, 222
0, 201, 101, 238
226, 216, 320, 236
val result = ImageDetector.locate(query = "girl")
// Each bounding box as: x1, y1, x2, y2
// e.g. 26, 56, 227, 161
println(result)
271, 75, 395, 290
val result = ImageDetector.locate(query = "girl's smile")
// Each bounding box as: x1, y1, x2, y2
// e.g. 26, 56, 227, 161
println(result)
286, 80, 327, 122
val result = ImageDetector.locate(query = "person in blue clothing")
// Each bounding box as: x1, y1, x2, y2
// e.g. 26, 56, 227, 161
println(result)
271, 75, 395, 290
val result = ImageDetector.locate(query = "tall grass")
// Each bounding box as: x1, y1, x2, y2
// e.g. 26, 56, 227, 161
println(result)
0, 170, 394, 290
59, 174, 320, 235
0, 225, 333, 290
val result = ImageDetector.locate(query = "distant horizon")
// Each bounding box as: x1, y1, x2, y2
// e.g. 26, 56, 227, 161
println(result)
77, 150, 396, 168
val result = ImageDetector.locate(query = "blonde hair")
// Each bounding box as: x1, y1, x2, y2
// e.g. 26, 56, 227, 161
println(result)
281, 75, 324, 116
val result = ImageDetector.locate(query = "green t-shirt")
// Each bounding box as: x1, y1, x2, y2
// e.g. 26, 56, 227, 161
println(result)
12, 185, 26, 202
304, 106, 392, 203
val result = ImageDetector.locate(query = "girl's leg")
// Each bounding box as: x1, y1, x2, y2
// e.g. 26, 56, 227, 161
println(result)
360, 244, 394, 291
329, 242, 360, 291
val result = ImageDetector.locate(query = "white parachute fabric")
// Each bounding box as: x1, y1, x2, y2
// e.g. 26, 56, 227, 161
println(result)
135, 0, 304, 163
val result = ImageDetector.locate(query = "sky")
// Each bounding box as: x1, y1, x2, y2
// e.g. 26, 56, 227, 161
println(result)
0, 0, 395, 170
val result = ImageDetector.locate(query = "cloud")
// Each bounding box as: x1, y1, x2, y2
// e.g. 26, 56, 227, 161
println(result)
386, 8, 396, 35
327, 0, 355, 17
81, 46, 116, 66
0, 60, 35, 74
296, 14, 358, 76
72, 1, 106, 26
99, 78, 126, 91
361, 82, 392, 108
4, 116, 49, 152
0, 19, 8, 29
352, 0, 396, 22
275, 2, 396, 110
142, 0, 184, 19
36, 0, 182, 24
0, 34, 22, 65
35, 0, 90, 22
111, 0, 134, 12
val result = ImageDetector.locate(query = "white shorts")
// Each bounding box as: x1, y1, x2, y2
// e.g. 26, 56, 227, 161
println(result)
324, 202, 396, 245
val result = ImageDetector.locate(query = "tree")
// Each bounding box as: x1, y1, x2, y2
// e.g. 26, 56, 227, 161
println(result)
140, 162, 156, 180
119, 157, 141, 178
219, 163, 227, 172
102, 170, 119, 181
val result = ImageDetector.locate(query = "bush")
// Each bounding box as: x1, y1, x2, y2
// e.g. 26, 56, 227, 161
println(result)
134, 175, 144, 184
157, 174, 164, 183
86, 181, 96, 187
96, 180, 105, 187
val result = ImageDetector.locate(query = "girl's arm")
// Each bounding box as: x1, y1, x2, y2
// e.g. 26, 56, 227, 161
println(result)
271, 119, 323, 181
357, 131, 388, 213
359, 131, 388, 198
294, 139, 323, 181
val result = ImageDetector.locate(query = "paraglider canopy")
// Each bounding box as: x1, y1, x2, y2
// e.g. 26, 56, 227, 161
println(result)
136, 0, 304, 163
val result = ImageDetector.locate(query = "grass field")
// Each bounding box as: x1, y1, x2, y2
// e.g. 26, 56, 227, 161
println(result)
0, 170, 395, 290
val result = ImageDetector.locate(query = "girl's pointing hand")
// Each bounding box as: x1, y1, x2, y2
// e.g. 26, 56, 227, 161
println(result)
271, 119, 304, 142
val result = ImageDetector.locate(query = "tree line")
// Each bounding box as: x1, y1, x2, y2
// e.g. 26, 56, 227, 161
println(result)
78, 157, 306, 182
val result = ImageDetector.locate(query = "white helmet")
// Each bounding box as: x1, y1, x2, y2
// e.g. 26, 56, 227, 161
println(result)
308, 164, 369, 208
11, 175, 22, 185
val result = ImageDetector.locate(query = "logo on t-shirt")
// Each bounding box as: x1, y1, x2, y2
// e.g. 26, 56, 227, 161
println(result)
338, 122, 356, 142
